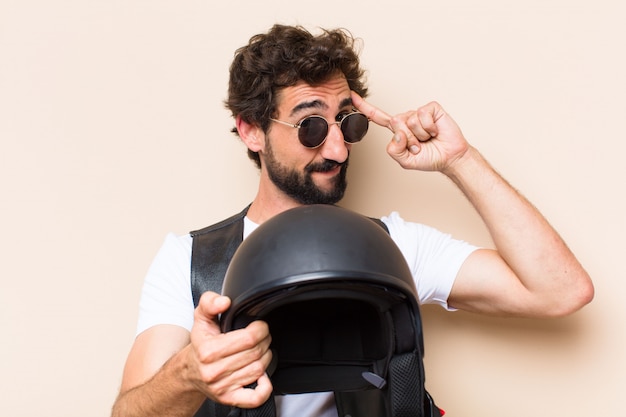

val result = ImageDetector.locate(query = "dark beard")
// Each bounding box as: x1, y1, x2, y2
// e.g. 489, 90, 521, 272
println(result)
263, 139, 348, 205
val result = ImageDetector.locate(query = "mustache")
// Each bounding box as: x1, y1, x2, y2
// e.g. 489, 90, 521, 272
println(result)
306, 159, 346, 173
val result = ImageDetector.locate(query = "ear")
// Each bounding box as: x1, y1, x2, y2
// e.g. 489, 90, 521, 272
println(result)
236, 115, 264, 153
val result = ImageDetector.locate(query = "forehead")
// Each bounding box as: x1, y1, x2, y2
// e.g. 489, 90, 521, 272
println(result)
276, 76, 352, 117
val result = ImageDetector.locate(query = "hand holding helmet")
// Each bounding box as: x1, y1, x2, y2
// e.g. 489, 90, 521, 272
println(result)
186, 291, 273, 408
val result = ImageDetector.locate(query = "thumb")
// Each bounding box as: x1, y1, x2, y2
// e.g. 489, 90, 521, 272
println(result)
194, 292, 231, 334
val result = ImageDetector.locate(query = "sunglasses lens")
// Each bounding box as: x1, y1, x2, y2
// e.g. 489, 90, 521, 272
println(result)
298, 116, 329, 148
341, 112, 369, 143
296, 113, 369, 148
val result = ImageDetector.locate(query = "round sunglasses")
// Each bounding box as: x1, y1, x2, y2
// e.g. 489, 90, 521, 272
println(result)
270, 111, 369, 148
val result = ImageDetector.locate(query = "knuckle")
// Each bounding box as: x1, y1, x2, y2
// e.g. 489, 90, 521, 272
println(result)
250, 345, 269, 365
198, 363, 224, 384
239, 330, 260, 350
244, 322, 269, 344
248, 360, 266, 377
407, 115, 420, 129
390, 115, 402, 125
195, 342, 221, 364
211, 386, 232, 404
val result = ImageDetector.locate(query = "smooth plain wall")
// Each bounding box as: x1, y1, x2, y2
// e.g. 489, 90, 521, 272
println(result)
1, 1, 624, 416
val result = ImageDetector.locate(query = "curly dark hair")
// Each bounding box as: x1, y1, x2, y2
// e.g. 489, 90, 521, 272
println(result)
225, 24, 369, 168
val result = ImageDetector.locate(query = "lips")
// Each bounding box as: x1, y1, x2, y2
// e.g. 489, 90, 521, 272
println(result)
308, 160, 343, 173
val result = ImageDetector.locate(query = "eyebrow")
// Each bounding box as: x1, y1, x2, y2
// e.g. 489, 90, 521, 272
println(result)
289, 97, 353, 117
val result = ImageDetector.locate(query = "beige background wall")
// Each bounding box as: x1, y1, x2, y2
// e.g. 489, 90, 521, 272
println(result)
1, 0, 624, 416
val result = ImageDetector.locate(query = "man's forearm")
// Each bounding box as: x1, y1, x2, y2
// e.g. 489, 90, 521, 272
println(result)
111, 349, 206, 417
443, 146, 593, 315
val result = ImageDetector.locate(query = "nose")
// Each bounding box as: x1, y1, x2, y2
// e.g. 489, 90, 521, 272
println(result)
319, 123, 349, 163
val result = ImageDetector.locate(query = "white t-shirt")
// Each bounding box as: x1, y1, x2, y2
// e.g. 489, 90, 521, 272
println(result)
136, 211, 478, 416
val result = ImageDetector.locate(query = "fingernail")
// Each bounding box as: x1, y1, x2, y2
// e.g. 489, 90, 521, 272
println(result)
409, 145, 419, 154
393, 133, 400, 143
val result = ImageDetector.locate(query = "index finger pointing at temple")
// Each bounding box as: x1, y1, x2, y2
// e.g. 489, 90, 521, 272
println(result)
351, 91, 394, 132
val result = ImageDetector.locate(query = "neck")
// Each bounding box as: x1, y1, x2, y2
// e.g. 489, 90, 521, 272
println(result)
246, 173, 303, 224
246, 196, 303, 224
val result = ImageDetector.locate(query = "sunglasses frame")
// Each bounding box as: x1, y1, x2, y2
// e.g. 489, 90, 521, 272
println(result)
270, 110, 369, 149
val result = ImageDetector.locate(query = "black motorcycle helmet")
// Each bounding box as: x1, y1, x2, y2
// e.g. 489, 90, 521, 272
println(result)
220, 204, 426, 405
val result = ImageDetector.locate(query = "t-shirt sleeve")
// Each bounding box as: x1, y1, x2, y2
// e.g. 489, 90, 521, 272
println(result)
136, 233, 195, 336
382, 212, 479, 310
